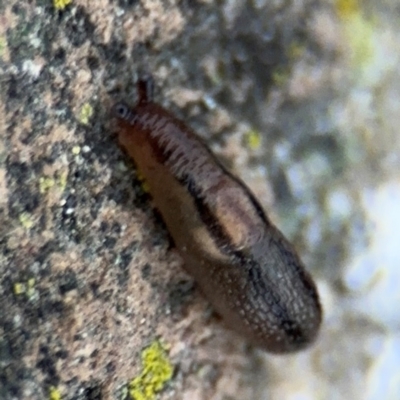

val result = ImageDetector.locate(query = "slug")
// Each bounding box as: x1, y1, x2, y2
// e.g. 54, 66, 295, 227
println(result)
113, 78, 322, 353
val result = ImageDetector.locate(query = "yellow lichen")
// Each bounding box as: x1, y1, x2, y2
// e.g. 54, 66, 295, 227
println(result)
336, 0, 359, 19
0, 37, 7, 58
79, 103, 94, 125
39, 176, 55, 194
19, 212, 34, 229
335, 0, 375, 70
13, 279, 36, 298
345, 14, 374, 68
40, 170, 69, 194
26, 278, 36, 298
13, 283, 25, 295
53, 0, 71, 10
129, 341, 173, 400
72, 145, 81, 155
57, 170, 69, 191
49, 386, 62, 400
272, 66, 290, 86
244, 129, 262, 150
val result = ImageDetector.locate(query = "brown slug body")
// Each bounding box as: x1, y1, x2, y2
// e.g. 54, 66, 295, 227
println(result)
113, 78, 322, 353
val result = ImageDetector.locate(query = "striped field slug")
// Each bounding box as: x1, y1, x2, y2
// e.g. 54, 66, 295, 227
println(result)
113, 78, 322, 353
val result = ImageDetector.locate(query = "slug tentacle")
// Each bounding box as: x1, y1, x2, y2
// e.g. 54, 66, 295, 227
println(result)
113, 77, 322, 353
137, 76, 154, 104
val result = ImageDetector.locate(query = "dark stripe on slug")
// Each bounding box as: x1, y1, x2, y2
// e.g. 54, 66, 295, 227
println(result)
181, 173, 236, 256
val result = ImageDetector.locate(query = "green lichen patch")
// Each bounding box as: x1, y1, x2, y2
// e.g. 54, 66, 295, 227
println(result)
13, 278, 36, 299
335, 0, 360, 20
18, 212, 35, 229
0, 36, 7, 58
244, 129, 262, 150
71, 145, 81, 155
39, 176, 56, 193
335, 0, 375, 71
78, 103, 94, 125
53, 0, 72, 11
128, 341, 174, 400
49, 386, 62, 400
